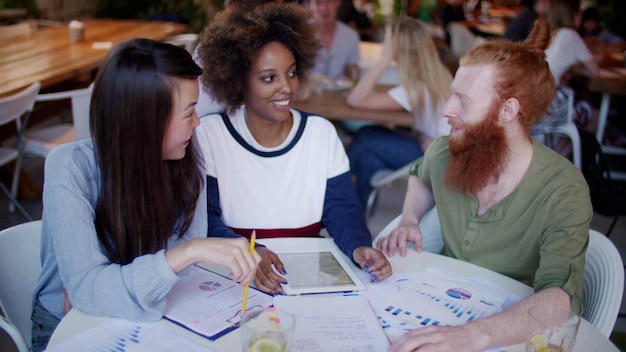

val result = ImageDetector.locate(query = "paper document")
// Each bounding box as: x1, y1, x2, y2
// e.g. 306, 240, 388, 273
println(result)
45, 318, 225, 352
164, 264, 273, 340
274, 294, 390, 351
368, 267, 521, 342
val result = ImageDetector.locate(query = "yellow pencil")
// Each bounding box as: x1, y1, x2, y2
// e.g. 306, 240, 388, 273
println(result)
241, 230, 256, 316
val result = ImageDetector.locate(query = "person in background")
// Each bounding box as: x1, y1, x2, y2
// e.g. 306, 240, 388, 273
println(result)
440, 0, 465, 32
544, 0, 598, 86
578, 6, 625, 53
195, 3, 392, 295
346, 16, 452, 212
30, 39, 260, 351
503, 0, 550, 41
309, 0, 361, 80
379, 20, 591, 351
531, 0, 599, 156
337, 0, 376, 41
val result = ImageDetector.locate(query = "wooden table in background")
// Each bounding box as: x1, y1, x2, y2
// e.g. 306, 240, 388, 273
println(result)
293, 87, 414, 129
0, 19, 187, 97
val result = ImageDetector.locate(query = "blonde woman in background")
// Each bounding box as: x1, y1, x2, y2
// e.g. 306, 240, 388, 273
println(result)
346, 16, 452, 212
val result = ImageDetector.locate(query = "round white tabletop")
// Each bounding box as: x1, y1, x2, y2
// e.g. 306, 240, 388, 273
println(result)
48, 237, 619, 352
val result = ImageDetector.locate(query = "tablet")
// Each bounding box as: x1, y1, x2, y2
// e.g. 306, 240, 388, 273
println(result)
277, 248, 366, 295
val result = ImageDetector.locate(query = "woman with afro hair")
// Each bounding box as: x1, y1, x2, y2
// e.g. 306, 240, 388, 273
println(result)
195, 2, 392, 295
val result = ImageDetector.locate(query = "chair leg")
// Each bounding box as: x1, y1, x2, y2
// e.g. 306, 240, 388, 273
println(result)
0, 181, 33, 221
8, 153, 24, 213
605, 216, 618, 238
365, 188, 381, 224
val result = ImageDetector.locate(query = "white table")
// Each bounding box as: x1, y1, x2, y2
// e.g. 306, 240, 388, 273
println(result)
48, 238, 619, 351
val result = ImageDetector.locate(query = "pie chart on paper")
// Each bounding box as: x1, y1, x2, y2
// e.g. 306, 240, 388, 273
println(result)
445, 287, 472, 300
199, 281, 222, 292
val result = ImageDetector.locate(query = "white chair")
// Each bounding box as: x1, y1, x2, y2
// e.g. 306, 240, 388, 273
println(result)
372, 215, 624, 337
0, 315, 28, 352
372, 207, 443, 253
533, 86, 582, 170
365, 160, 414, 222
165, 33, 199, 54
23, 83, 93, 158
447, 22, 483, 59
0, 82, 40, 220
0, 220, 43, 350
581, 229, 624, 337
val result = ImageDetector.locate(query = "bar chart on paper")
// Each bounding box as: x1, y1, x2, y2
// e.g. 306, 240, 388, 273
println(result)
45, 319, 225, 352
380, 268, 512, 327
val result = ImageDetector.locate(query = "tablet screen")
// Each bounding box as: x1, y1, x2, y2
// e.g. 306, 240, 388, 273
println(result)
277, 249, 366, 295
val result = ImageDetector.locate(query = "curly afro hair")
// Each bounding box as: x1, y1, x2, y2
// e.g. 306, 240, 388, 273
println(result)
197, 3, 320, 109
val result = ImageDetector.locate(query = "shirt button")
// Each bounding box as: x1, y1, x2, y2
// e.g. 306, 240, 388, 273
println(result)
463, 240, 470, 246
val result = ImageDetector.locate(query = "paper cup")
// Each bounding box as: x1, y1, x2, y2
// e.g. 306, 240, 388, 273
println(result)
69, 21, 85, 42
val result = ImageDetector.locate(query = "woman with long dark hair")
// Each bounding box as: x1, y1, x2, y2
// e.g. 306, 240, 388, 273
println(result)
31, 38, 260, 351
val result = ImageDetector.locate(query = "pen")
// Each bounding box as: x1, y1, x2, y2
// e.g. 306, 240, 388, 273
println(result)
240, 230, 256, 316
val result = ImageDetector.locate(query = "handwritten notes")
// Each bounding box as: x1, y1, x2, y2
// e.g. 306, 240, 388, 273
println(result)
274, 295, 390, 351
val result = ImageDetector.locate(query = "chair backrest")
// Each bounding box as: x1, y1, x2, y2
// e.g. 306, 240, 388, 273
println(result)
0, 22, 34, 40
581, 229, 624, 337
35, 83, 93, 140
447, 22, 479, 59
165, 33, 199, 54
0, 220, 43, 348
0, 82, 41, 131
373, 207, 443, 253
0, 315, 29, 352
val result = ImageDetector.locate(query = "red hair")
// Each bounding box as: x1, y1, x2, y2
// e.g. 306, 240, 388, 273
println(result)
460, 18, 555, 130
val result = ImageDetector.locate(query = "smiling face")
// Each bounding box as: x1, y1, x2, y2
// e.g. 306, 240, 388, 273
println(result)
442, 64, 509, 194
243, 41, 299, 125
162, 78, 200, 160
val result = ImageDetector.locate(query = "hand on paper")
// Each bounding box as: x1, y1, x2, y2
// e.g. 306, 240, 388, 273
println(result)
352, 246, 392, 282
377, 222, 423, 257
388, 324, 485, 352
165, 237, 260, 284
253, 246, 287, 295
203, 237, 261, 284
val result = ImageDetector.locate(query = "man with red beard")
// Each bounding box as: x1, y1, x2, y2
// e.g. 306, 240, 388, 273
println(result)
378, 19, 592, 352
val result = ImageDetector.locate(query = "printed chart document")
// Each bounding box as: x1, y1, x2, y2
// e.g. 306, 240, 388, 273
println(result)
274, 294, 390, 351
367, 267, 521, 343
164, 264, 273, 340
45, 318, 226, 352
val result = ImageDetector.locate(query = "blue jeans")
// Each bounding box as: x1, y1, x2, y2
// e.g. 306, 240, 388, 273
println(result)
347, 126, 423, 211
31, 298, 60, 352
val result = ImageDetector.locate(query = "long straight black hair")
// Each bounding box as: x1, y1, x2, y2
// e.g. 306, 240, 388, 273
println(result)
90, 38, 203, 265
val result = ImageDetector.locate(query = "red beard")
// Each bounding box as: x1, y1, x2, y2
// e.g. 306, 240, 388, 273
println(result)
445, 102, 509, 195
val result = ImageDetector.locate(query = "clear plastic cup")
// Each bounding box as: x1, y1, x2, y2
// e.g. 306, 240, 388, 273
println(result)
526, 305, 580, 352
241, 307, 295, 352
